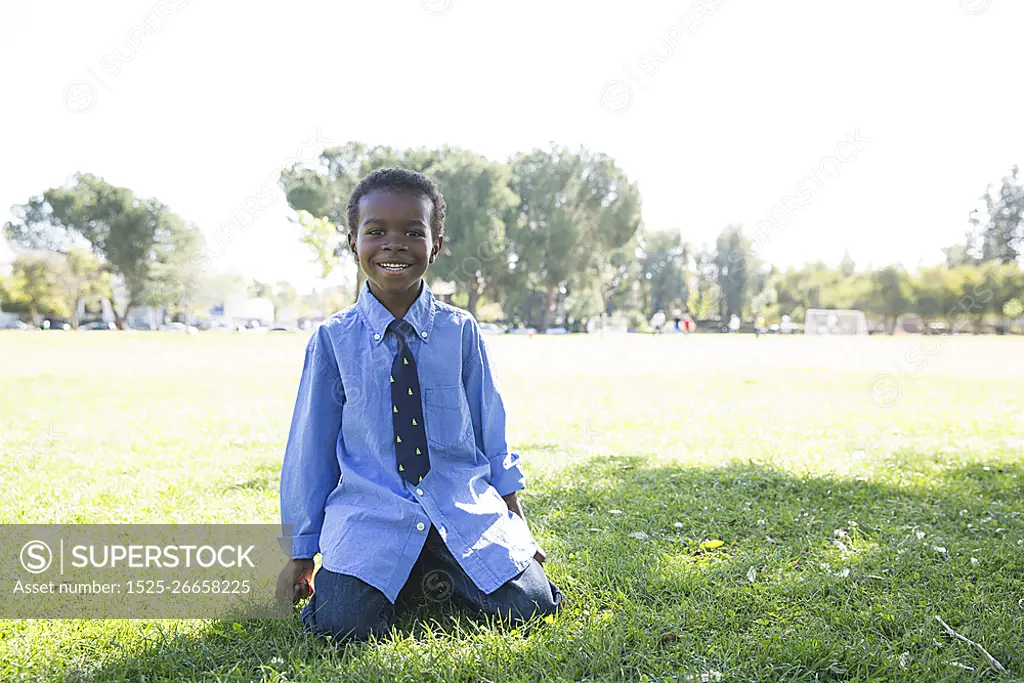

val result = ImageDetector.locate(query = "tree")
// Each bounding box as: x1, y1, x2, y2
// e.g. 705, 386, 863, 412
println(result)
502, 147, 578, 329
504, 146, 642, 329
771, 261, 870, 322
57, 248, 110, 329
773, 267, 803, 318
1004, 298, 1024, 323
715, 225, 751, 321
143, 211, 206, 325
869, 265, 912, 334
969, 165, 1024, 265
427, 148, 518, 318
749, 276, 778, 319
687, 246, 720, 320
573, 150, 643, 316
273, 280, 299, 323
4, 173, 204, 329
943, 242, 976, 268
912, 266, 951, 331
638, 229, 688, 316
295, 210, 340, 280
596, 238, 642, 316
952, 264, 988, 332
838, 250, 856, 278
981, 262, 1024, 332
249, 280, 273, 299
5, 253, 68, 325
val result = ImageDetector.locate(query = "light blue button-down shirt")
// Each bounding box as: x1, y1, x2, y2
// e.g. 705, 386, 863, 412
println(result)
280, 280, 536, 602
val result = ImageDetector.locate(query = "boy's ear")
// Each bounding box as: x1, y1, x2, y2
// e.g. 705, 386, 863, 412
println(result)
429, 235, 444, 263
347, 231, 357, 261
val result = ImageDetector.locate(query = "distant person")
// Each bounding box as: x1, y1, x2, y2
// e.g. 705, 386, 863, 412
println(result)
683, 314, 694, 334
650, 310, 667, 334
672, 309, 682, 333
755, 315, 765, 338
728, 314, 740, 334
278, 168, 561, 642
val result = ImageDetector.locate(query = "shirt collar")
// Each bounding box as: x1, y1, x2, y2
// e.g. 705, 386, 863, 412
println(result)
357, 279, 436, 345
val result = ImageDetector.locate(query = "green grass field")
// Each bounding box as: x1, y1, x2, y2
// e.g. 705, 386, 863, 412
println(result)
1, 331, 1022, 682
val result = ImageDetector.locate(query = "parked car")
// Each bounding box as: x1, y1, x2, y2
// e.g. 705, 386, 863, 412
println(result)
545, 326, 569, 335
158, 322, 199, 334
80, 321, 117, 330
269, 326, 299, 333
0, 320, 34, 331
41, 320, 71, 331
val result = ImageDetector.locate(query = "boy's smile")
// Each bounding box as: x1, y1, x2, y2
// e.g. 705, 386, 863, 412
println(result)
349, 190, 443, 316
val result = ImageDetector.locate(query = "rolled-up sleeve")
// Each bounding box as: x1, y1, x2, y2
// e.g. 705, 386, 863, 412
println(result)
462, 318, 525, 496
280, 326, 342, 559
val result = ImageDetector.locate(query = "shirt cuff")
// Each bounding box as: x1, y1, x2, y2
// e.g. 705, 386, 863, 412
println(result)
279, 532, 320, 559
489, 451, 526, 496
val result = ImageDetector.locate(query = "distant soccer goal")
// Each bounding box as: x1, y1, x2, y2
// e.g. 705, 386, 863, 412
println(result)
804, 309, 868, 335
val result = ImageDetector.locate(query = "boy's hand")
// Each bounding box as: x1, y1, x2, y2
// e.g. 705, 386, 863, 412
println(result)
276, 558, 314, 606
503, 491, 548, 564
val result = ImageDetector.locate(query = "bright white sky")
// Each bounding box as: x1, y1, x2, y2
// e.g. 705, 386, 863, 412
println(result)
2, 0, 1021, 293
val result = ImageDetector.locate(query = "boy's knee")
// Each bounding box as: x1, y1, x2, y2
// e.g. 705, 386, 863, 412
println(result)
485, 566, 563, 624
301, 596, 396, 642
299, 569, 397, 642
513, 598, 559, 624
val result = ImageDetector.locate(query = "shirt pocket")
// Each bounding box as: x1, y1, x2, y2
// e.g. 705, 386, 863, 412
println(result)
423, 385, 473, 450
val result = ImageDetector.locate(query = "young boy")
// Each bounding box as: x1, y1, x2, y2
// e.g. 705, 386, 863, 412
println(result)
277, 168, 562, 641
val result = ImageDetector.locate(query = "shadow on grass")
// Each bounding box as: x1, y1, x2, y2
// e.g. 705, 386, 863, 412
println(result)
64, 457, 1022, 683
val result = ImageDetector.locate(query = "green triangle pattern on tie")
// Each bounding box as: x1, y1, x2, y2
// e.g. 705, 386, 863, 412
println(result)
390, 318, 428, 486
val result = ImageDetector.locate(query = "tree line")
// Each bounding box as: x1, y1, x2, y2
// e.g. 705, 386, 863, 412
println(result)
2, 147, 1022, 333
683, 165, 1024, 334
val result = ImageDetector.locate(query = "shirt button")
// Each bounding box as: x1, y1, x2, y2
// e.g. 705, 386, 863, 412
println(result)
416, 488, 424, 496
373, 333, 381, 340
420, 331, 427, 338
416, 522, 425, 531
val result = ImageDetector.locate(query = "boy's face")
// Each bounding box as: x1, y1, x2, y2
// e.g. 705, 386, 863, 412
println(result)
349, 190, 442, 299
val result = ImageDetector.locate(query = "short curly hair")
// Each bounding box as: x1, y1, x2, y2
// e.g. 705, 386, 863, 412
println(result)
346, 167, 446, 240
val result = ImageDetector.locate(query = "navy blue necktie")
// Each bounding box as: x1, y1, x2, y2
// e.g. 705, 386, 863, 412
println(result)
389, 319, 430, 485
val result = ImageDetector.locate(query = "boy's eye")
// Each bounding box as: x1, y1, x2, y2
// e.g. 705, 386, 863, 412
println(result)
407, 230, 425, 237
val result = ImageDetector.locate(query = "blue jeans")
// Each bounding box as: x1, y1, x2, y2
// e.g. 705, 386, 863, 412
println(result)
300, 526, 563, 642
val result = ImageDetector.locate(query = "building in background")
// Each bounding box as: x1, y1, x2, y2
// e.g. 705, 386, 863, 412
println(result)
205, 296, 275, 329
